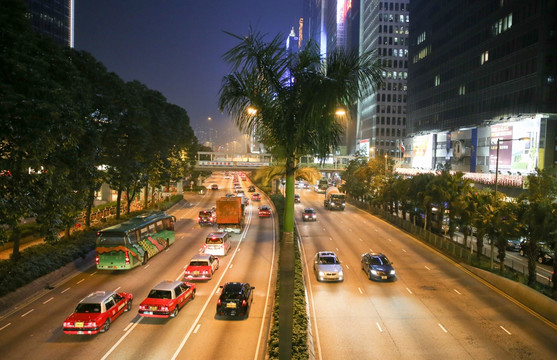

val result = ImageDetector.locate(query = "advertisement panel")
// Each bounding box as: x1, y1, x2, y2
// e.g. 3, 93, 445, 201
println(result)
489, 119, 539, 173
358, 139, 370, 157
411, 134, 433, 169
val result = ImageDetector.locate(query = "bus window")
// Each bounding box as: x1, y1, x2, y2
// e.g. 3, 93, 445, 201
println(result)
155, 221, 164, 232
140, 227, 149, 239
96, 232, 126, 246
148, 224, 156, 234
128, 231, 138, 244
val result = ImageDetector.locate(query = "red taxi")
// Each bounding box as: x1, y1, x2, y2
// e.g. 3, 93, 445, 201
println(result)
258, 205, 271, 217
184, 253, 220, 280
251, 193, 261, 201
63, 291, 133, 335
138, 280, 196, 318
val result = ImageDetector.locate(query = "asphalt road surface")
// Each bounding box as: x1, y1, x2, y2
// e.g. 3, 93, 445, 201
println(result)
296, 187, 557, 360
0, 173, 277, 360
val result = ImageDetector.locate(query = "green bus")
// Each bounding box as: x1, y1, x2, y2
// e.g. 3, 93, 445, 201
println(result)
95, 211, 176, 270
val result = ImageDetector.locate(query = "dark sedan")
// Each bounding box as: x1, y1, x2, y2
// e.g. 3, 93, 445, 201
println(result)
361, 252, 396, 281
216, 282, 255, 318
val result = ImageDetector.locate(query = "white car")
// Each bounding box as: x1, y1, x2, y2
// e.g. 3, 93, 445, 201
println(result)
313, 251, 343, 282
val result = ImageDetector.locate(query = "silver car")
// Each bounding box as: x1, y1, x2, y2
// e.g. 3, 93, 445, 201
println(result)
313, 251, 344, 282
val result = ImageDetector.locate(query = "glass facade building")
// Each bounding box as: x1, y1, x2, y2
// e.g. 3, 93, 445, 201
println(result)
357, 0, 410, 159
407, 0, 557, 172
23, 0, 74, 47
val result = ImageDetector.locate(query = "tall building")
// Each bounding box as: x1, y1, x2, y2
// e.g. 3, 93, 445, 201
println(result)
23, 0, 74, 47
357, 0, 410, 159
407, 0, 557, 173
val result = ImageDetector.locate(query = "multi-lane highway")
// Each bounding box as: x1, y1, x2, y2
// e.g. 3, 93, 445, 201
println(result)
1, 173, 557, 360
0, 173, 277, 360
297, 188, 557, 359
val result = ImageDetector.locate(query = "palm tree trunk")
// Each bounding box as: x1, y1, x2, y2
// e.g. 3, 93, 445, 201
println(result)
279, 157, 296, 359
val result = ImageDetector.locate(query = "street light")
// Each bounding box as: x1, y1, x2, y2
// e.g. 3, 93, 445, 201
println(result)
384, 154, 388, 174
490, 136, 529, 270
493, 137, 530, 195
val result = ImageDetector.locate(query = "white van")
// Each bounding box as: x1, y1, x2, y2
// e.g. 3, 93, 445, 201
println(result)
203, 232, 231, 256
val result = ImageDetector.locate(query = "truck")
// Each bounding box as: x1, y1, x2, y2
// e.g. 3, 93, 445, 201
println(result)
324, 187, 346, 211
216, 196, 245, 233
317, 178, 329, 193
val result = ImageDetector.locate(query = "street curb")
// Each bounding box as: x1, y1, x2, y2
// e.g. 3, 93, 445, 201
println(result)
0, 251, 96, 319
462, 264, 557, 326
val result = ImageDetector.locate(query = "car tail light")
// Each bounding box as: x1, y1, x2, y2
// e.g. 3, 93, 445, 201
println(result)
125, 251, 130, 265
242, 300, 247, 307
63, 321, 71, 327
217, 299, 221, 306
198, 217, 201, 221
95, 255, 99, 265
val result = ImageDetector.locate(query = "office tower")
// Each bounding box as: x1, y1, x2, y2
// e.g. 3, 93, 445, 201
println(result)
23, 0, 74, 47
407, 0, 556, 172
357, 0, 410, 160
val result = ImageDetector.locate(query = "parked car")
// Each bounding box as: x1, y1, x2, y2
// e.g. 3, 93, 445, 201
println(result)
248, 185, 256, 192
184, 253, 219, 280
216, 282, 255, 318
313, 251, 343, 282
251, 193, 261, 201
302, 208, 317, 222
210, 184, 219, 190
63, 291, 133, 335
259, 205, 271, 217
138, 280, 195, 318
505, 238, 523, 252
519, 241, 554, 264
360, 252, 396, 281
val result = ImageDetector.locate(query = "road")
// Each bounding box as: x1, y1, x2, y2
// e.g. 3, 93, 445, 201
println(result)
297, 188, 557, 360
0, 173, 277, 360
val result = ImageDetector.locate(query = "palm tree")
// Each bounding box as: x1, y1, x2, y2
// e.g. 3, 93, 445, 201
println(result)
218, 29, 383, 357
219, 29, 382, 235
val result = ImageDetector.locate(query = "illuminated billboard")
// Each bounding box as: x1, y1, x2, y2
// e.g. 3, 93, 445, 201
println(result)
489, 118, 539, 173
357, 139, 370, 156
411, 134, 433, 169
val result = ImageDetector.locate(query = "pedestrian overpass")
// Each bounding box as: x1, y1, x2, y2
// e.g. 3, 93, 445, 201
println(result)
194, 151, 353, 172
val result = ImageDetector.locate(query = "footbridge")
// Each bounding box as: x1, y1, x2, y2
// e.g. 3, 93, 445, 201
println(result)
194, 152, 353, 172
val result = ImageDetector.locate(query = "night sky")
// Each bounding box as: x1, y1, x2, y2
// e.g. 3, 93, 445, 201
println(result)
74, 0, 302, 145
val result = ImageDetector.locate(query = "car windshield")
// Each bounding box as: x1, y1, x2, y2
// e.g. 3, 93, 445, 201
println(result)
370, 256, 391, 266
304, 210, 314, 214
147, 290, 172, 299
189, 261, 209, 266
75, 303, 101, 313
223, 285, 243, 298
319, 256, 338, 265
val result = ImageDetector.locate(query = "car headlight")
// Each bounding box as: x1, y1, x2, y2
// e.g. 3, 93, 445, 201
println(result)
338, 270, 343, 276
390, 270, 396, 275
318, 271, 324, 276
370, 270, 378, 275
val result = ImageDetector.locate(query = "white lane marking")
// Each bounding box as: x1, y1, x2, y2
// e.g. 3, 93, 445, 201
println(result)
114, 286, 121, 292
348, 228, 352, 232
329, 237, 333, 241
90, 271, 97, 276
43, 297, 54, 304
406, 288, 413, 294
229, 264, 233, 269
438, 323, 448, 333
345, 265, 349, 269
425, 266, 431, 270
183, 265, 187, 269
237, 248, 241, 252
376, 322, 383, 332
0, 323, 11, 331
335, 248, 339, 251
123, 322, 133, 332
172, 203, 257, 360
500, 326, 512, 335
358, 288, 363, 294
401, 249, 407, 253
322, 228, 326, 231
143, 265, 150, 270
388, 238, 392, 242
453, 289, 462, 295
369, 248, 373, 253
21, 309, 34, 317
101, 318, 143, 360
61, 287, 70, 293
359, 238, 363, 242
193, 324, 201, 334
76, 279, 85, 284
